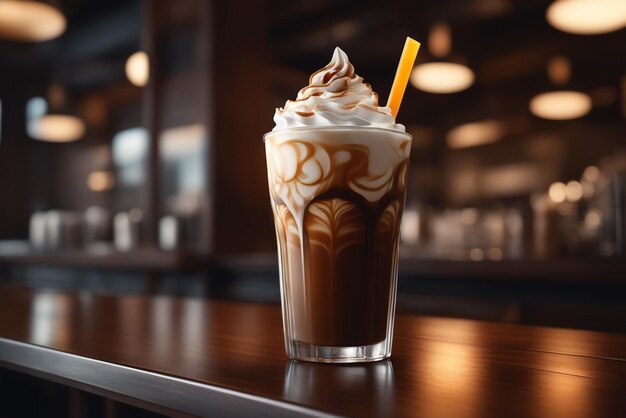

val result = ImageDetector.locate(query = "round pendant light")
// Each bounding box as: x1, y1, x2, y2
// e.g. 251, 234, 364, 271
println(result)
27, 84, 86, 142
530, 91, 592, 120
547, 0, 626, 35
410, 23, 475, 94
125, 51, 149, 87
411, 62, 475, 94
447, 120, 504, 149
28, 114, 86, 142
0, 1, 66, 42
87, 170, 115, 192
529, 56, 592, 120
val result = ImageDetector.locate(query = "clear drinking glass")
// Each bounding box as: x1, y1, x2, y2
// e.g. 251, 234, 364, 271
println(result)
265, 126, 412, 363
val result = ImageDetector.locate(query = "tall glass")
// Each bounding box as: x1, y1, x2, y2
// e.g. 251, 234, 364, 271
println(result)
264, 127, 412, 363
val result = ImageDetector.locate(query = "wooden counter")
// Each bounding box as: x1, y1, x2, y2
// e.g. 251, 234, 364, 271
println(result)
0, 287, 625, 417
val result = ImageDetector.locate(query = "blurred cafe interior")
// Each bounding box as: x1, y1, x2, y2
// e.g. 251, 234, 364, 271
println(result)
1, 1, 626, 417
0, 0, 626, 332
1, 1, 626, 330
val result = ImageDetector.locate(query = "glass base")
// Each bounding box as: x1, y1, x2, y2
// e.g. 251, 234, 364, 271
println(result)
286, 339, 391, 363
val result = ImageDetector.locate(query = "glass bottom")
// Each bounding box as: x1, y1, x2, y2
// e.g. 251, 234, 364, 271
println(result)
286, 339, 391, 363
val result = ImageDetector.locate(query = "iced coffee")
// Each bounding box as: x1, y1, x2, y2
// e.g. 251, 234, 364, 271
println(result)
265, 47, 413, 362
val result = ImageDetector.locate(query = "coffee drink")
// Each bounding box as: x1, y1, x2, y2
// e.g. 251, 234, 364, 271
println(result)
265, 48, 411, 362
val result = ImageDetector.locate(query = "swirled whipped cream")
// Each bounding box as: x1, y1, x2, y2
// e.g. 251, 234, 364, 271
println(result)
273, 47, 404, 132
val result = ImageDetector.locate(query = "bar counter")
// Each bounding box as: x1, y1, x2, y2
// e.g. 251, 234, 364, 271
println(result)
1, 287, 625, 417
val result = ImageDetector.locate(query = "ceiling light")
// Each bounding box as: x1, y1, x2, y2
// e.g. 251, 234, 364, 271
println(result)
584, 209, 602, 227
87, 171, 115, 192
125, 51, 149, 87
400, 210, 419, 245
428, 23, 451, 58
582, 165, 600, 181
28, 114, 85, 142
412, 23, 475, 94
27, 84, 86, 142
410, 62, 475, 94
547, 55, 571, 86
447, 120, 504, 149
565, 180, 583, 201
0, 0, 66, 42
548, 182, 567, 203
529, 91, 591, 120
547, 0, 626, 35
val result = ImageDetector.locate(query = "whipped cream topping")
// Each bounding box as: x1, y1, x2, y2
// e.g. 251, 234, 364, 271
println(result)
273, 47, 404, 132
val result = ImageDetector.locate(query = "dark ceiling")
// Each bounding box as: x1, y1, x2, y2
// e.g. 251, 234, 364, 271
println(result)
1, 0, 624, 132
269, 0, 626, 130
0, 0, 140, 87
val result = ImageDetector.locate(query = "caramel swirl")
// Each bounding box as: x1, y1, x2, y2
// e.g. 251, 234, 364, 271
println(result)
265, 128, 410, 224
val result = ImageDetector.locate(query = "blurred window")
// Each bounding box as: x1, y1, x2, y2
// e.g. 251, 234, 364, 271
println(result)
160, 123, 205, 194
26, 96, 47, 120
112, 127, 148, 186
160, 123, 206, 217
25, 97, 47, 138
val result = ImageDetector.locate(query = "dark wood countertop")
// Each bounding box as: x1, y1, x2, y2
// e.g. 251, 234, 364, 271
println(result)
0, 287, 625, 417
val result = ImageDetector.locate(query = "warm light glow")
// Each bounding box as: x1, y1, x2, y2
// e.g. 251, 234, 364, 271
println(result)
28, 114, 86, 142
548, 55, 571, 86
585, 209, 602, 227
581, 179, 594, 198
400, 209, 420, 245
566, 180, 583, 201
447, 120, 504, 149
410, 62, 474, 94
425, 335, 478, 379
30, 293, 71, 349
547, 0, 626, 35
87, 171, 115, 192
537, 351, 592, 418
415, 322, 480, 418
0, 1, 66, 42
583, 165, 600, 181
529, 91, 592, 120
428, 22, 451, 58
125, 51, 149, 87
469, 248, 484, 261
549, 182, 567, 203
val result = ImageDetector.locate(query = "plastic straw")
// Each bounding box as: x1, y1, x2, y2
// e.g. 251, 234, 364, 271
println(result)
386, 37, 421, 118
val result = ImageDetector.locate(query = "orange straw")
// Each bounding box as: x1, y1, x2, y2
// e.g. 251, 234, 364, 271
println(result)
386, 37, 421, 118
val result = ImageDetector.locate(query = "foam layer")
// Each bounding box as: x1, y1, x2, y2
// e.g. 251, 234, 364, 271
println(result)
265, 128, 411, 223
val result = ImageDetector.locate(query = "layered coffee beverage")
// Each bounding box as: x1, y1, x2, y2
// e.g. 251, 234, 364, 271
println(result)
265, 48, 412, 362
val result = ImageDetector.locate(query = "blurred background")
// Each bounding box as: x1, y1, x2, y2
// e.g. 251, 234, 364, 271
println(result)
0, 0, 625, 331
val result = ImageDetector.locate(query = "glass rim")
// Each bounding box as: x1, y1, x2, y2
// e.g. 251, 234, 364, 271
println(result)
263, 126, 412, 141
